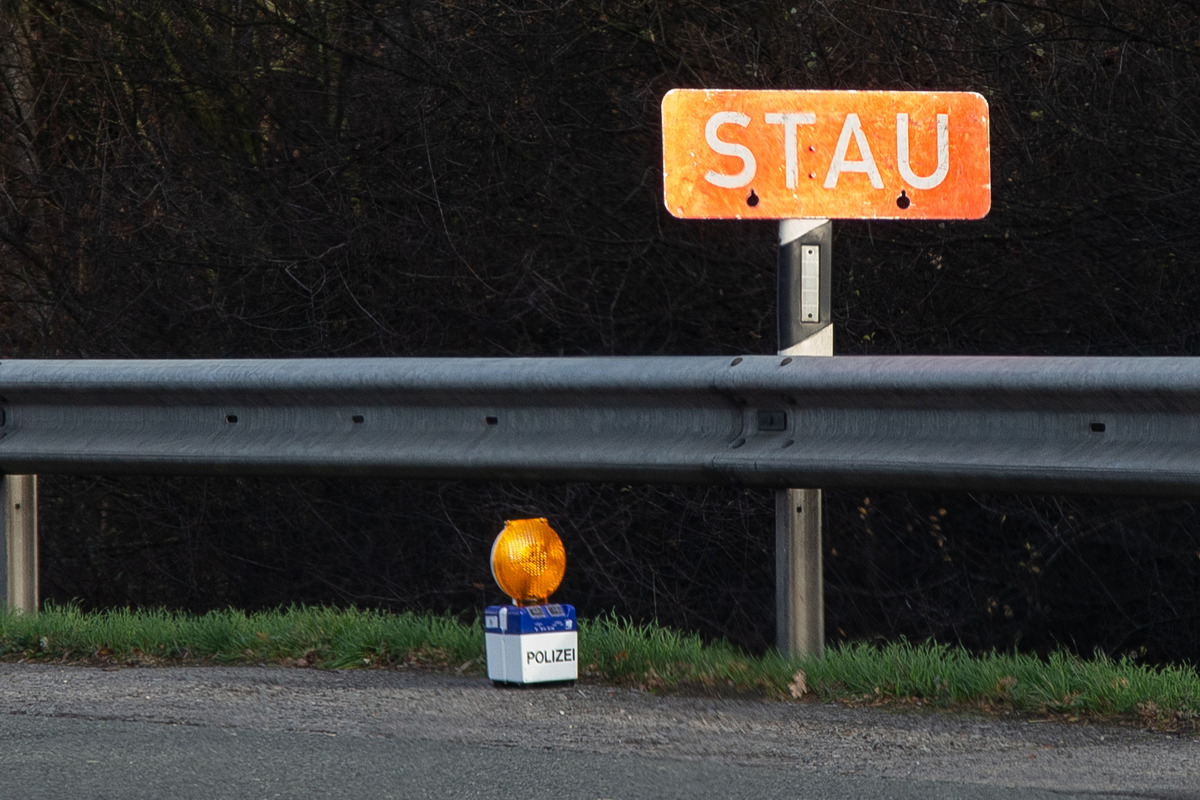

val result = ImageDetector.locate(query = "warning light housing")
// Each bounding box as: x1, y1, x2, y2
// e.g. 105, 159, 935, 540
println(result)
490, 518, 566, 606
485, 518, 577, 686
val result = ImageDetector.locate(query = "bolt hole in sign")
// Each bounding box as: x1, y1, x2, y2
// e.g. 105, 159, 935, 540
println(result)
662, 89, 990, 220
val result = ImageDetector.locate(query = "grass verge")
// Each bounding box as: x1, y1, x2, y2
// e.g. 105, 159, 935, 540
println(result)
2, 604, 1197, 731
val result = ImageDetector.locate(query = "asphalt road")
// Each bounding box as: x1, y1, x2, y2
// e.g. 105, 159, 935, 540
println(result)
0, 663, 1196, 799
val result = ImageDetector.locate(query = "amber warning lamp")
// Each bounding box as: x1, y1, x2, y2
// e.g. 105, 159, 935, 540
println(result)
484, 518, 578, 686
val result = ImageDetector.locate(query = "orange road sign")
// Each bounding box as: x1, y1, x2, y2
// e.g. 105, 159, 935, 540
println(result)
662, 89, 990, 220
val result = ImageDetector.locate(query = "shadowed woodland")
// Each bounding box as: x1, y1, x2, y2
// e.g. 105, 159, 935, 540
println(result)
3, 0, 1200, 661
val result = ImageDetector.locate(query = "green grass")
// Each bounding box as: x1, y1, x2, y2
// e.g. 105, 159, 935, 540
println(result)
0, 604, 483, 671
804, 640, 1200, 724
3, 604, 1198, 731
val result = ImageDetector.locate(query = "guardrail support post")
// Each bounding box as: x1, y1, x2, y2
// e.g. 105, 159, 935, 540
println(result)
1, 475, 39, 614
776, 219, 831, 658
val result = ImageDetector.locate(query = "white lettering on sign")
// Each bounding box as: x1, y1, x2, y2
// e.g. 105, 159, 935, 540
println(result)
704, 111, 755, 189
701, 111, 949, 192
764, 112, 816, 189
824, 113, 882, 189
897, 113, 949, 189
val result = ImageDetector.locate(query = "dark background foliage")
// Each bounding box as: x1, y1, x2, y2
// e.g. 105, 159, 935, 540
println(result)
3, 0, 1200, 661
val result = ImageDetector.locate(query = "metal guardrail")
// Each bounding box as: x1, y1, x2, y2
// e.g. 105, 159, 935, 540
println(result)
1, 355, 1199, 496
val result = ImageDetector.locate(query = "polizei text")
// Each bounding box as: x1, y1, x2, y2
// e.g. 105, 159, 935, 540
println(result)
526, 647, 577, 665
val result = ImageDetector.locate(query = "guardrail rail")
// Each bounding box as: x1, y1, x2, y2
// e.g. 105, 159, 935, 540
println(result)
4, 355, 1200, 636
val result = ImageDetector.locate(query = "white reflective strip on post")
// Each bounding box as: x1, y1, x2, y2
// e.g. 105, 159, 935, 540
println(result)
801, 245, 821, 324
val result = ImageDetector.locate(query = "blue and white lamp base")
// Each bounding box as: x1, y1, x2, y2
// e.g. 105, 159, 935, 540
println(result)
484, 604, 578, 685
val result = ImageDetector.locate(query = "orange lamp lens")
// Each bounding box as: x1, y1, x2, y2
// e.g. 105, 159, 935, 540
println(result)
490, 518, 566, 606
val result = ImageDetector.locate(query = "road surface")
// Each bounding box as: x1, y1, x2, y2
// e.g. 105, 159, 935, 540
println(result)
0, 663, 1195, 799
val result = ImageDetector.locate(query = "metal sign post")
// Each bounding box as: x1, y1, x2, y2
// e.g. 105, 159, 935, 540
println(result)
776, 219, 832, 659
1, 475, 38, 614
